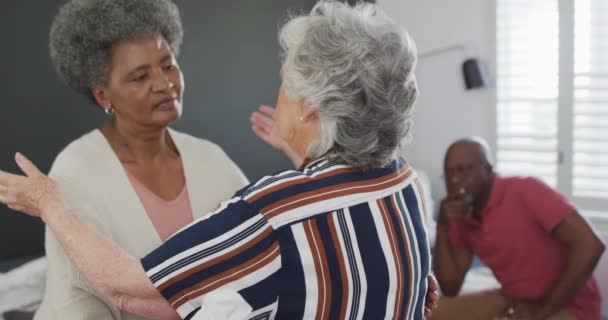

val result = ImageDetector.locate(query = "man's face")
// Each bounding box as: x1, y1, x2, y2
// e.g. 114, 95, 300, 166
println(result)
443, 142, 492, 203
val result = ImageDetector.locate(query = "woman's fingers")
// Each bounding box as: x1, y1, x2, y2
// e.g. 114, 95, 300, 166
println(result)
0, 171, 23, 194
251, 111, 274, 129
8, 204, 26, 212
253, 124, 269, 136
0, 186, 8, 205
427, 290, 439, 305
0, 169, 13, 186
0, 155, 57, 217
428, 274, 439, 291
258, 105, 276, 118
0, 173, 11, 205
15, 153, 42, 178
426, 274, 440, 305
251, 125, 270, 140
0, 176, 20, 209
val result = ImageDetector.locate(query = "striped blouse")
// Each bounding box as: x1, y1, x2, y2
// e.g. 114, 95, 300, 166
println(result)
141, 158, 431, 319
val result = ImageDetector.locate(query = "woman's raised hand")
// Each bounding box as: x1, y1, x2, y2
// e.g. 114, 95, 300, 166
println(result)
250, 105, 287, 152
0, 153, 60, 219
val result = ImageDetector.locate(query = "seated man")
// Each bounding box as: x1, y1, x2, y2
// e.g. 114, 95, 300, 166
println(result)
431, 137, 605, 320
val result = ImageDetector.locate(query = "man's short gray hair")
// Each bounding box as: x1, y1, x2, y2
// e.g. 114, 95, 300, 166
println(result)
279, 0, 418, 167
49, 0, 183, 103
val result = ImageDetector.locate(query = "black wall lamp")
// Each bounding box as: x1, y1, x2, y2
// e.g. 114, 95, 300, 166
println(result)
419, 44, 487, 90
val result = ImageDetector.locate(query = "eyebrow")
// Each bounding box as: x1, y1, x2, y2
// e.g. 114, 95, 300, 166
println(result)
127, 55, 173, 75
128, 64, 150, 76
160, 54, 172, 63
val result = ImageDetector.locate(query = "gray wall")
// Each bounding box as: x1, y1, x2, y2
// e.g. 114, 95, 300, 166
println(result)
0, 0, 315, 261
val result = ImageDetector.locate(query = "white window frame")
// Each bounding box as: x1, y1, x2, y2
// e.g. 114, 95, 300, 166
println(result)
494, 0, 608, 232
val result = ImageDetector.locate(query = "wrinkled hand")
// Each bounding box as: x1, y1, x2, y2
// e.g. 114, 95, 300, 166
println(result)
424, 274, 440, 319
0, 153, 59, 218
495, 301, 549, 320
250, 105, 287, 152
438, 188, 473, 227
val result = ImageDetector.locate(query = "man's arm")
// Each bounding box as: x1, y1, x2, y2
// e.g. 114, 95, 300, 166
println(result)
433, 197, 474, 296
539, 212, 605, 317
509, 177, 606, 319
433, 226, 473, 296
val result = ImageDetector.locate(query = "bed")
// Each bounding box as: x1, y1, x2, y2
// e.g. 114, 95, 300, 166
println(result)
0, 257, 46, 320
0, 211, 45, 320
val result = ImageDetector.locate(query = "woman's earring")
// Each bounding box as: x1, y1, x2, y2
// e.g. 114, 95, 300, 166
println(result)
105, 107, 114, 116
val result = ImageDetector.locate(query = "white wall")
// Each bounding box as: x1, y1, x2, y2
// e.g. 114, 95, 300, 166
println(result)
378, 0, 497, 206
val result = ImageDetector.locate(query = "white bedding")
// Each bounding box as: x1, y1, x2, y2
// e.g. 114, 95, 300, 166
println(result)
0, 257, 46, 319
459, 266, 501, 295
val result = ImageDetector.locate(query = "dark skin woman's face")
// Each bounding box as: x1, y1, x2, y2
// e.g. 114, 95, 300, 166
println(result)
93, 33, 184, 129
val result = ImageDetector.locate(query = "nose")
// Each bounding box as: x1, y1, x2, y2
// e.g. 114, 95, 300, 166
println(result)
152, 71, 174, 93
444, 172, 462, 192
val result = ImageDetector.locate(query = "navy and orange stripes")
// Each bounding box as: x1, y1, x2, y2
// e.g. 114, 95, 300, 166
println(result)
327, 213, 350, 320
304, 219, 332, 320
142, 158, 430, 319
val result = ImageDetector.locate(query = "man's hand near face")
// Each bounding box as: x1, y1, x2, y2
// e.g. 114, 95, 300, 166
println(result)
438, 187, 473, 229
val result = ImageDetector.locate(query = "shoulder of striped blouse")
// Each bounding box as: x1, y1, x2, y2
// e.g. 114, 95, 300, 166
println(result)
235, 159, 342, 202
232, 158, 415, 223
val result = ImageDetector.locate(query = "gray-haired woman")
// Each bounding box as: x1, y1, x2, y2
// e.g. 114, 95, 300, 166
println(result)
2, 1, 436, 319
34, 1, 249, 319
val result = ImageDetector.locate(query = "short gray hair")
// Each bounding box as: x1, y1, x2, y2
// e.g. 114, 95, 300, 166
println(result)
49, 0, 183, 103
279, 0, 418, 167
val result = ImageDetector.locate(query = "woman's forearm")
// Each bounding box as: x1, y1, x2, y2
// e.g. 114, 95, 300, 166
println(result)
41, 198, 179, 319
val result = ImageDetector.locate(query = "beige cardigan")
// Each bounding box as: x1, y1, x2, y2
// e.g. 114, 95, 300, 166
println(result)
34, 129, 249, 320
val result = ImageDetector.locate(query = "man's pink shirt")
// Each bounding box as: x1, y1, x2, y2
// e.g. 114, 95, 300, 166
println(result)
450, 175, 601, 320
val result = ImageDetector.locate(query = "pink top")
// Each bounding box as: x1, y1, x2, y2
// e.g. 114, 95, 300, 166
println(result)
126, 172, 194, 241
449, 175, 601, 320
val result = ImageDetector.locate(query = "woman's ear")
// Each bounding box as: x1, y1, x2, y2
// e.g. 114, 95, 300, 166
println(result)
300, 106, 318, 123
92, 87, 112, 110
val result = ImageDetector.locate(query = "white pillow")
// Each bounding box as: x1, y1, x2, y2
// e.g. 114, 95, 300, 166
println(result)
0, 257, 46, 315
